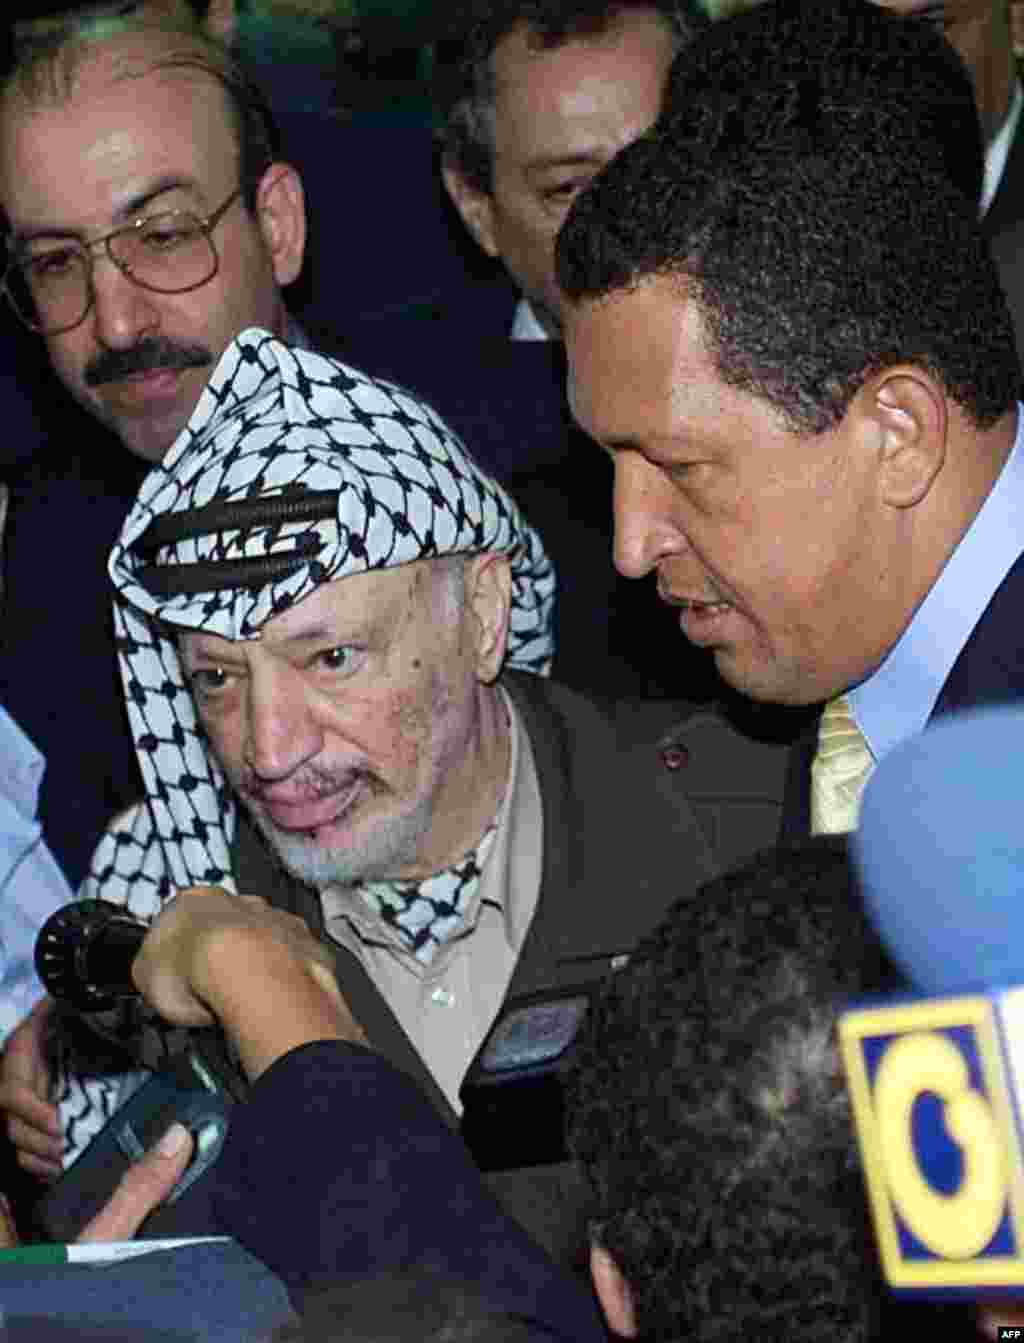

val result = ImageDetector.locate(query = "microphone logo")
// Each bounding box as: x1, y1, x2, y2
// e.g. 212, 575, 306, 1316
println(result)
840, 992, 1024, 1293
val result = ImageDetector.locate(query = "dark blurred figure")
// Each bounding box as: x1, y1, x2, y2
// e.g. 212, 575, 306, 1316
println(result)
871, 1, 1024, 359
567, 840, 972, 1341
379, 0, 720, 702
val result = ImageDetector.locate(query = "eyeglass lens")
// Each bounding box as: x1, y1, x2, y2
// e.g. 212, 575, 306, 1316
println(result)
6, 211, 217, 334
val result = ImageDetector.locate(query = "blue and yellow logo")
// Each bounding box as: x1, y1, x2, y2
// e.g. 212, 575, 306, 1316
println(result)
840, 991, 1024, 1291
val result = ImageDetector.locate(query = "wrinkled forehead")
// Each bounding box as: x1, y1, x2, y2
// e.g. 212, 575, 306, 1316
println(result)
0, 34, 237, 189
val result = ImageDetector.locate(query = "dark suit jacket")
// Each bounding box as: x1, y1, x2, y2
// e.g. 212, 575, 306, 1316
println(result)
781, 550, 1024, 838
209, 1040, 607, 1338
1, 438, 151, 886
210, 669, 789, 1265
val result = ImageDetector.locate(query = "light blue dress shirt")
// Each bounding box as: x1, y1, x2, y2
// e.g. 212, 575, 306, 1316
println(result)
849, 406, 1024, 765
0, 704, 71, 1042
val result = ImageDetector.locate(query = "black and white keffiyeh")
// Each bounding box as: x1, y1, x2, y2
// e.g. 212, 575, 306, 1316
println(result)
86, 326, 555, 917
62, 329, 555, 1156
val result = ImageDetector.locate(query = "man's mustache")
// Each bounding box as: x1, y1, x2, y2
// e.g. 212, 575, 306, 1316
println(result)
244, 765, 368, 805
85, 337, 212, 388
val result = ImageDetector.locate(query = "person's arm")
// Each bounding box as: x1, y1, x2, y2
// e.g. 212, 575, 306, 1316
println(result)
132, 886, 366, 1079
133, 887, 606, 1341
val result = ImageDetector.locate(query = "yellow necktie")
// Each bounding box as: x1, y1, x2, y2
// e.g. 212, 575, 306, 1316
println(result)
810, 695, 875, 835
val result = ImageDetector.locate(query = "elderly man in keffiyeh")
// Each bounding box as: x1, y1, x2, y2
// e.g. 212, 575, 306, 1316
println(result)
35, 329, 784, 1261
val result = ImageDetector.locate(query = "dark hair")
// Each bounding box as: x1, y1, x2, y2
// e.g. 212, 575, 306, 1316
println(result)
566, 839, 899, 1342
2, 7, 278, 212
274, 1271, 569, 1343
434, 0, 708, 193
556, 0, 1019, 433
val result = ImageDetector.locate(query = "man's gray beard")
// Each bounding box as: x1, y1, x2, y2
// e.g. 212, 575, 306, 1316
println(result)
249, 791, 435, 890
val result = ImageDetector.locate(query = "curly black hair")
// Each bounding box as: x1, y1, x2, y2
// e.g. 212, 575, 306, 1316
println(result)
566, 839, 902, 1342
556, 0, 1019, 433
434, 0, 708, 193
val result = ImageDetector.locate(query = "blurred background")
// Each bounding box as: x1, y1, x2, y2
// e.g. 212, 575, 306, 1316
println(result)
248, 0, 1024, 120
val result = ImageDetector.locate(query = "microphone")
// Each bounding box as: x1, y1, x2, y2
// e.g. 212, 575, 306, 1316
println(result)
35, 900, 149, 1012
839, 706, 1024, 1299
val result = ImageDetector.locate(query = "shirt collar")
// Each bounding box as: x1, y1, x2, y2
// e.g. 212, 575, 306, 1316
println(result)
510, 298, 553, 343
849, 404, 1024, 763
982, 78, 1024, 216
0, 705, 44, 823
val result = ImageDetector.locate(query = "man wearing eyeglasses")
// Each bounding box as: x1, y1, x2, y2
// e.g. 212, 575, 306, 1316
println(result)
0, 15, 306, 893
0, 25, 303, 465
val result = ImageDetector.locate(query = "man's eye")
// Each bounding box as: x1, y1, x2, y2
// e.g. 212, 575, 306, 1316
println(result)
316, 647, 353, 672
140, 222, 199, 252
189, 666, 230, 695
541, 177, 591, 205
26, 248, 78, 280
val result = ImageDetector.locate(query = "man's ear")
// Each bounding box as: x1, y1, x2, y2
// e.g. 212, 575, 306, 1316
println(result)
859, 366, 947, 509
254, 162, 307, 288
590, 1244, 638, 1338
465, 551, 511, 682
441, 154, 500, 258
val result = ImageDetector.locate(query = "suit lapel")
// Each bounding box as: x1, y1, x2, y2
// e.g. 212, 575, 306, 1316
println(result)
932, 549, 1024, 720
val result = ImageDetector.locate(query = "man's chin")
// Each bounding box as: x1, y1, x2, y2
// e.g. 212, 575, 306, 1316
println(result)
713, 648, 825, 708
111, 413, 192, 466
92, 382, 201, 464
249, 796, 431, 891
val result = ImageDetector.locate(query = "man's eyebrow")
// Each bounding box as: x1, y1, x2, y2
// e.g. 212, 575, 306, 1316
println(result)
114, 176, 204, 223
10, 176, 203, 247
184, 622, 361, 659
280, 622, 341, 645
276, 621, 369, 649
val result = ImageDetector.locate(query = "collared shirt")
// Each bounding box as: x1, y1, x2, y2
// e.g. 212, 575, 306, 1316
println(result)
318, 690, 544, 1113
0, 705, 72, 1041
982, 78, 1024, 216
510, 298, 553, 343
849, 406, 1024, 764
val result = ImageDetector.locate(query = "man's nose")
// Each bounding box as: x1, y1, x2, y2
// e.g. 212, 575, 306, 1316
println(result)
89, 255, 161, 350
612, 454, 689, 579
244, 664, 324, 782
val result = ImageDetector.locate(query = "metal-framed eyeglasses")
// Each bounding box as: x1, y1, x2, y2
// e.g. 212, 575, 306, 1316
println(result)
2, 188, 243, 336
